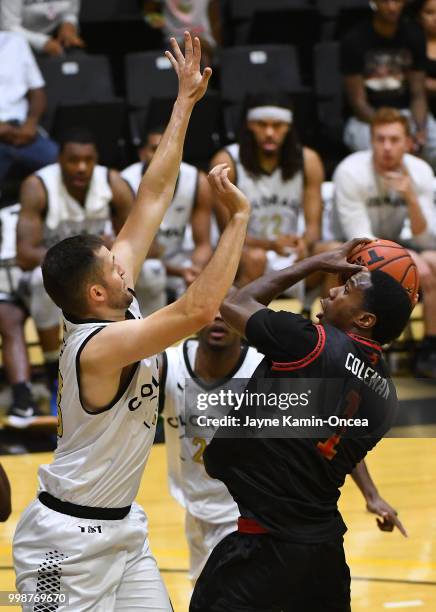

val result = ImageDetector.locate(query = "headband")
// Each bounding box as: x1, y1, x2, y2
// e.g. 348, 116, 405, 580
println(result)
247, 106, 293, 123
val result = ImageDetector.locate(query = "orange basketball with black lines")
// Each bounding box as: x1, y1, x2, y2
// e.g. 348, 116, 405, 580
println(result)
347, 239, 419, 304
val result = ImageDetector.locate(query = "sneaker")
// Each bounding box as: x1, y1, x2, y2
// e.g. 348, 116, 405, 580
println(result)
5, 400, 57, 432
6, 399, 42, 429
414, 351, 436, 380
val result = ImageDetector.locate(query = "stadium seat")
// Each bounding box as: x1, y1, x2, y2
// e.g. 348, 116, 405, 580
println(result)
219, 45, 304, 104
79, 0, 142, 22
125, 52, 221, 167
313, 41, 348, 175
316, 0, 371, 41
37, 52, 117, 131
227, 0, 313, 45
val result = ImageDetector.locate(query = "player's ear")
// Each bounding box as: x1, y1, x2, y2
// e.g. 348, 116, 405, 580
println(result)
88, 283, 106, 304
355, 311, 376, 332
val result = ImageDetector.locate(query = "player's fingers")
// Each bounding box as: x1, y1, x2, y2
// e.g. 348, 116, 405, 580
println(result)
208, 164, 229, 183
201, 66, 213, 87
184, 31, 193, 62
192, 35, 201, 66
391, 513, 408, 537
165, 50, 179, 74
345, 237, 372, 253
169, 37, 184, 64
376, 517, 394, 532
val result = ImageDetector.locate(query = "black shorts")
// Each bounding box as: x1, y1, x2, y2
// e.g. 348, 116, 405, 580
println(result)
190, 531, 351, 612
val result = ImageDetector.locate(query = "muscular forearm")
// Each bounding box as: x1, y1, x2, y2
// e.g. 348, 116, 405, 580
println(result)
351, 460, 379, 503
26, 88, 46, 125
406, 193, 427, 236
232, 255, 322, 307
183, 212, 249, 317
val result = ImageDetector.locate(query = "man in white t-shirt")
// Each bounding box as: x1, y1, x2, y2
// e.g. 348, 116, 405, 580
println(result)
1, 0, 84, 56
333, 106, 436, 377
0, 32, 58, 183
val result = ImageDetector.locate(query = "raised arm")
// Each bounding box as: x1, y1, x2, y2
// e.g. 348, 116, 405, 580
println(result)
221, 239, 369, 336
16, 176, 48, 271
111, 33, 212, 287
191, 171, 213, 271
80, 164, 250, 410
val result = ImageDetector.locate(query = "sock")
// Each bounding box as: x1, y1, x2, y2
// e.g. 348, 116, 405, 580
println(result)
11, 382, 33, 408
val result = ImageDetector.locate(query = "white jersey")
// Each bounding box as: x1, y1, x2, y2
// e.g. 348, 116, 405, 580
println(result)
122, 160, 198, 259
36, 163, 113, 249
38, 294, 160, 508
332, 150, 436, 249
161, 339, 264, 523
227, 142, 304, 239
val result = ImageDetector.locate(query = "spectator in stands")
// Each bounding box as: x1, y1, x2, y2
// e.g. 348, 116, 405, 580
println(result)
16, 127, 166, 396
409, 0, 436, 166
143, 1, 221, 65
0, 32, 58, 185
333, 107, 436, 377
341, 0, 435, 160
210, 93, 338, 297
0, 463, 11, 522
122, 125, 213, 298
1, 0, 85, 56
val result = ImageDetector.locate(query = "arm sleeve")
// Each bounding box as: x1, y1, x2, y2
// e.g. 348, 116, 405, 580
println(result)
333, 164, 376, 240
1, 0, 50, 51
245, 308, 320, 363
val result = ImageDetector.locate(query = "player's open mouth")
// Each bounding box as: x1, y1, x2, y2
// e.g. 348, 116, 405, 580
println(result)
209, 324, 228, 339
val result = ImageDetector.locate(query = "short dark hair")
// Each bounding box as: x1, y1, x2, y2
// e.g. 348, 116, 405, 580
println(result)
42, 234, 105, 317
238, 92, 303, 180
58, 127, 97, 152
140, 124, 166, 147
363, 270, 413, 345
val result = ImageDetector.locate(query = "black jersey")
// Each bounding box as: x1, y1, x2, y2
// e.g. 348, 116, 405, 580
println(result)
204, 308, 397, 543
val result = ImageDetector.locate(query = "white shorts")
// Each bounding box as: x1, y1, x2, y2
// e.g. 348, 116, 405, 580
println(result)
13, 499, 172, 611
265, 250, 305, 301
0, 263, 23, 304
135, 259, 167, 317
185, 511, 237, 583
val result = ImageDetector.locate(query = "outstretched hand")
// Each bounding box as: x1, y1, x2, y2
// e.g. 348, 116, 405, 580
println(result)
315, 238, 372, 275
165, 32, 212, 105
208, 164, 250, 218
366, 495, 408, 537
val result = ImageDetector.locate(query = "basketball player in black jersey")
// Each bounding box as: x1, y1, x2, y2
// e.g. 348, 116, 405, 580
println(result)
190, 239, 414, 612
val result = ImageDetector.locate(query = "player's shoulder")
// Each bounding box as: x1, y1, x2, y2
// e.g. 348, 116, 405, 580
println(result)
334, 151, 371, 182
35, 162, 60, 180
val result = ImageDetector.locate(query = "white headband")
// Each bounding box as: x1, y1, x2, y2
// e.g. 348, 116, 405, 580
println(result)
247, 106, 293, 123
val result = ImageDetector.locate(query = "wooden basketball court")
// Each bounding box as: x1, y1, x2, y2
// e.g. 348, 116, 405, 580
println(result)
1, 438, 435, 611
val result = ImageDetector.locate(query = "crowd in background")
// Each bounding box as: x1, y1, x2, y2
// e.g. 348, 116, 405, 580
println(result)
0, 0, 436, 433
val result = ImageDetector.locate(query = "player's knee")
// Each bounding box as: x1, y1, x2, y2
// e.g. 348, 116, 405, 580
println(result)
312, 240, 342, 255
241, 248, 267, 273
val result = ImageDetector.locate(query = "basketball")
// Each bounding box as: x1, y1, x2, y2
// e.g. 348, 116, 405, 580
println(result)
347, 239, 419, 303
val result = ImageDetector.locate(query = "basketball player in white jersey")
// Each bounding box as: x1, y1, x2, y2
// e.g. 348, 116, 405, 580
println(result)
13, 33, 251, 611
16, 128, 166, 397
211, 92, 339, 295
160, 314, 406, 587
122, 125, 212, 295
